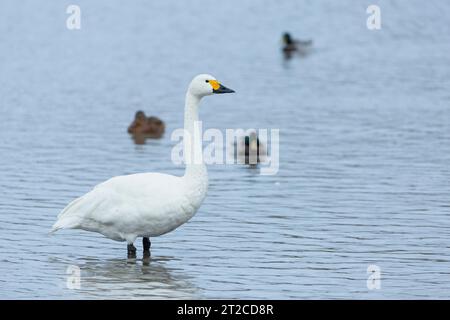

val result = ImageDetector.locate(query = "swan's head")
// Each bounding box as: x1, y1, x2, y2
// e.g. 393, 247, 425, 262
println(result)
188, 74, 235, 97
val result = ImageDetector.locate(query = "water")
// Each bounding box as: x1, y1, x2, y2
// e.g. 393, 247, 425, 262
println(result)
1, 0, 450, 299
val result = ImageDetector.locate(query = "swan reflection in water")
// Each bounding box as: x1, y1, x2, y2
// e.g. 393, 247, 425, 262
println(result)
57, 256, 199, 299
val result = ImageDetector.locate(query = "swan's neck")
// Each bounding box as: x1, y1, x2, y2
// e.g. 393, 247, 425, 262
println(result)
183, 92, 207, 181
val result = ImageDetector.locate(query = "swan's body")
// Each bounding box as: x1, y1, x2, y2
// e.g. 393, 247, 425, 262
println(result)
51, 74, 234, 257
54, 172, 206, 242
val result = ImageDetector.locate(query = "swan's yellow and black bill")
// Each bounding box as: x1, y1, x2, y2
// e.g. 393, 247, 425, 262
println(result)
209, 80, 235, 94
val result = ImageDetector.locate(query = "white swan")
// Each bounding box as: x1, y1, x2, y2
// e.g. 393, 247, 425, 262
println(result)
51, 74, 234, 257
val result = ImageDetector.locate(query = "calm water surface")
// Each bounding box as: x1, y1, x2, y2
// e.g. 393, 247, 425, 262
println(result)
1, 0, 450, 299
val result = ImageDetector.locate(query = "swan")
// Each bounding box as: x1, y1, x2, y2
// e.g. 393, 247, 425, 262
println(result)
51, 74, 234, 258
127, 110, 165, 139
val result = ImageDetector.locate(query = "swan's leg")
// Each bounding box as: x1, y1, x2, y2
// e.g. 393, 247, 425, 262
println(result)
127, 243, 137, 259
143, 237, 151, 257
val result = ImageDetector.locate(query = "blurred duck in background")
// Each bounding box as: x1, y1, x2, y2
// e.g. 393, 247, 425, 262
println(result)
282, 32, 313, 58
128, 110, 165, 144
236, 131, 266, 166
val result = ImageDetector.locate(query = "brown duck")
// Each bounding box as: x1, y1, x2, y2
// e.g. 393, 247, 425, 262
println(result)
127, 111, 165, 139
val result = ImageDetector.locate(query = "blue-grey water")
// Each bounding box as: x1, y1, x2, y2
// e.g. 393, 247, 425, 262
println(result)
1, 0, 450, 299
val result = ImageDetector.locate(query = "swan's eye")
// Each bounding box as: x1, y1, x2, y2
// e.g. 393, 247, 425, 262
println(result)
205, 80, 209, 83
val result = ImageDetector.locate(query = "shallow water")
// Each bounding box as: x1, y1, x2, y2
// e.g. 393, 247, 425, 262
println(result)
1, 0, 450, 299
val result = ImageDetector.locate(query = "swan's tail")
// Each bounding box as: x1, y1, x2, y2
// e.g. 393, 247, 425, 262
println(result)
49, 217, 81, 234
49, 195, 86, 234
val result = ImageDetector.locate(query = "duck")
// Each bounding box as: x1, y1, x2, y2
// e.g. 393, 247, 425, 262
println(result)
51, 74, 235, 258
282, 32, 313, 58
236, 131, 266, 165
127, 110, 165, 139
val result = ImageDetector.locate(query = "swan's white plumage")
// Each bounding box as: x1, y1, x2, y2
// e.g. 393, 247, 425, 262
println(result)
52, 173, 201, 243
51, 74, 225, 245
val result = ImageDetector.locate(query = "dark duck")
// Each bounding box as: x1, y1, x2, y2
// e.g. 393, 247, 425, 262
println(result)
128, 111, 165, 143
282, 32, 312, 58
236, 131, 266, 166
